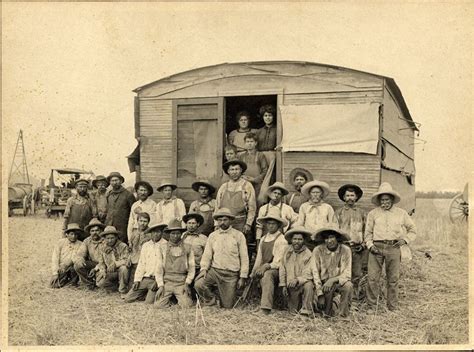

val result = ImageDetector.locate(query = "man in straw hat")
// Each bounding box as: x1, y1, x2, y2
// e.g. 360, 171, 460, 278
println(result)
127, 181, 156, 241
92, 175, 109, 223
335, 184, 367, 299
365, 182, 417, 312
155, 181, 186, 226
255, 182, 298, 244
50, 223, 83, 288
63, 178, 97, 239
250, 215, 289, 315
124, 221, 167, 304
155, 219, 195, 308
311, 226, 353, 318
296, 180, 337, 250
105, 172, 136, 244
286, 168, 313, 213
182, 213, 208, 273
215, 160, 256, 248
189, 179, 217, 236
279, 226, 314, 316
73, 218, 106, 289
128, 212, 152, 291
195, 208, 249, 308
95, 225, 131, 296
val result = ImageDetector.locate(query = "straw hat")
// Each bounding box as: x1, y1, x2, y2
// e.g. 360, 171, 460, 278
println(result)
313, 226, 350, 244
183, 212, 204, 226
222, 160, 247, 175
100, 225, 121, 237
65, 223, 84, 234
301, 180, 331, 199
266, 182, 289, 197
338, 184, 363, 202
284, 226, 312, 244
92, 175, 109, 188
134, 181, 154, 196
144, 221, 168, 234
371, 182, 401, 206
106, 172, 125, 183
256, 215, 288, 229
191, 179, 216, 195
84, 218, 105, 233
213, 208, 236, 220
157, 181, 177, 192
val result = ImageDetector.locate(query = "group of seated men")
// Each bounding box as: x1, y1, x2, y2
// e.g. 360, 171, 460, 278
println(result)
51, 160, 417, 318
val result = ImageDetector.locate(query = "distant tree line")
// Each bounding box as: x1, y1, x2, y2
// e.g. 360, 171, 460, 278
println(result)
416, 191, 460, 199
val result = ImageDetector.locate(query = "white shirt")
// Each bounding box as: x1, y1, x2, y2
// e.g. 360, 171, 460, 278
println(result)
133, 239, 166, 282
296, 201, 337, 236
127, 198, 157, 240
155, 197, 186, 226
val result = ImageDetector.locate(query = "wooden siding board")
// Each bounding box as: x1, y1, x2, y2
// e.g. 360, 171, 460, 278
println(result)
282, 151, 381, 212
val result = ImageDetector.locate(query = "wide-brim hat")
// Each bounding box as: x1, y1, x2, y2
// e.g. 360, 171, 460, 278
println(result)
313, 226, 350, 244
301, 180, 331, 199
267, 182, 289, 197
144, 222, 168, 234
213, 207, 236, 220
92, 175, 109, 188
84, 218, 106, 233
157, 181, 177, 192
284, 226, 312, 244
371, 182, 401, 206
256, 215, 288, 229
107, 172, 125, 183
289, 168, 314, 183
100, 225, 121, 237
163, 219, 186, 240
183, 212, 204, 226
338, 184, 363, 202
135, 181, 154, 196
222, 160, 247, 175
74, 178, 90, 187
191, 180, 216, 195
65, 223, 85, 234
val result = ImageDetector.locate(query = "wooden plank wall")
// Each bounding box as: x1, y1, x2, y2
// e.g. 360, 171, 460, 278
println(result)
282, 151, 381, 212
138, 99, 173, 202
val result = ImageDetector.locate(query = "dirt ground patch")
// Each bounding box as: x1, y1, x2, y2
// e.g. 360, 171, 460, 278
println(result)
7, 199, 468, 346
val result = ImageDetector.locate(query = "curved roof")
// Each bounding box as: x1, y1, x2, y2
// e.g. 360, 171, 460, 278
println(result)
133, 60, 417, 130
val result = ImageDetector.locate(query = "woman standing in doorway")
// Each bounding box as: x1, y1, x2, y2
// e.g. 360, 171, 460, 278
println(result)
227, 111, 257, 154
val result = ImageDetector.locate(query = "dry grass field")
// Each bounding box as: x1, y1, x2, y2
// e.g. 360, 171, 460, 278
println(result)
7, 198, 468, 346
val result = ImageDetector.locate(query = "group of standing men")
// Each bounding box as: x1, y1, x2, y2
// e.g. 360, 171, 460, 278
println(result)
51, 156, 416, 318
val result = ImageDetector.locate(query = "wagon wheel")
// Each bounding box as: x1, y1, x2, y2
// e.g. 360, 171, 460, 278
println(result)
22, 196, 29, 216
449, 193, 468, 223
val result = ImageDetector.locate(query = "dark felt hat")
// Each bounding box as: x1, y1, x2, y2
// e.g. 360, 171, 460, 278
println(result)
222, 160, 247, 175
106, 172, 125, 183
92, 175, 109, 188
183, 212, 204, 226
135, 181, 154, 196
338, 184, 363, 202
65, 223, 85, 234
191, 179, 216, 195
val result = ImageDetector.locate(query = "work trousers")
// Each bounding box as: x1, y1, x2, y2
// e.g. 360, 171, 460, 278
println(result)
287, 281, 314, 315
96, 266, 130, 294
367, 242, 401, 310
195, 267, 239, 308
124, 277, 157, 304
73, 260, 98, 287
156, 280, 192, 309
127, 263, 138, 291
259, 269, 279, 310
316, 281, 353, 317
50, 266, 78, 288
351, 247, 367, 299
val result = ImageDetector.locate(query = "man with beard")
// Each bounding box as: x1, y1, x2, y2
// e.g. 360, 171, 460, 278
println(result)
311, 226, 352, 318
92, 175, 109, 223
127, 181, 156, 241
195, 208, 249, 308
255, 182, 297, 245
189, 180, 217, 236
279, 226, 314, 316
63, 179, 97, 239
105, 172, 136, 244
365, 182, 417, 312
73, 218, 106, 289
334, 184, 367, 299
286, 168, 313, 213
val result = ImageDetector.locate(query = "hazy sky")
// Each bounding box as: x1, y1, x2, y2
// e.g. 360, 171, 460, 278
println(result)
2, 3, 472, 191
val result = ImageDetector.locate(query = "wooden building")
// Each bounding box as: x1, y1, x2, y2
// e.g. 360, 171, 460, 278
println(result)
129, 61, 418, 213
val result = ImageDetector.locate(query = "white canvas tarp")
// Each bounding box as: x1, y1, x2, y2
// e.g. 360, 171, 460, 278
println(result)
280, 103, 380, 154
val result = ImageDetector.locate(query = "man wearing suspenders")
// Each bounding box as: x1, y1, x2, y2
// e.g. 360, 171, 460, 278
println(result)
155, 181, 186, 226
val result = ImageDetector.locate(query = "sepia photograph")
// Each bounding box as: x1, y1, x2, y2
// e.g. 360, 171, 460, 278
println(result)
2, 2, 472, 350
